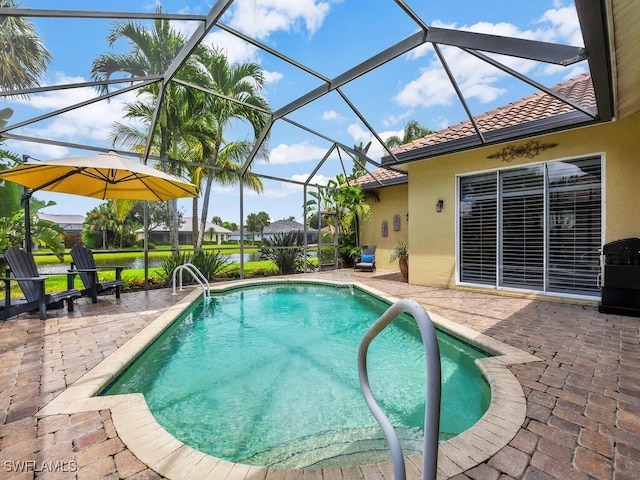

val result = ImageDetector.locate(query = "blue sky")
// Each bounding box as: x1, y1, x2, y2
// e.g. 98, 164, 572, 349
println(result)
2, 0, 587, 225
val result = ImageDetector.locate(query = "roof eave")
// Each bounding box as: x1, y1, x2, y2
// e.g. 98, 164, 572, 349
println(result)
381, 111, 601, 166
360, 175, 409, 190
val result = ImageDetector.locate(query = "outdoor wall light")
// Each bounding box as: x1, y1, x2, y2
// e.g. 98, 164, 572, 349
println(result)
435, 199, 444, 212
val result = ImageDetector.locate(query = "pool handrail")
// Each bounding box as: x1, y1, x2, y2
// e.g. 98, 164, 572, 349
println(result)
172, 263, 211, 300
358, 298, 441, 480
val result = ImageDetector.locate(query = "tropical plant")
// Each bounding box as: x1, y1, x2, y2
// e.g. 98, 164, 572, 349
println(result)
255, 211, 270, 241
158, 250, 231, 283
259, 232, 306, 275
83, 203, 113, 249
1, 144, 67, 259
389, 239, 409, 262
385, 120, 433, 149
305, 173, 379, 262
91, 8, 207, 253
0, 200, 66, 262
351, 140, 371, 179
195, 47, 271, 250
0, 0, 52, 94
245, 213, 261, 244
0, 141, 21, 219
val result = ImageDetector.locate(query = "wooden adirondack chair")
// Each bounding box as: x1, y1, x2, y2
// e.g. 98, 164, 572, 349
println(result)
70, 244, 125, 303
1, 247, 81, 320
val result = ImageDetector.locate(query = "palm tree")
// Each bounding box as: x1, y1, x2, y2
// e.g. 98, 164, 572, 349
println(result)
84, 203, 112, 249
195, 47, 271, 250
255, 211, 270, 242
245, 213, 260, 244
385, 119, 433, 149
187, 133, 265, 251
0, 0, 52, 94
91, 10, 206, 253
351, 140, 371, 180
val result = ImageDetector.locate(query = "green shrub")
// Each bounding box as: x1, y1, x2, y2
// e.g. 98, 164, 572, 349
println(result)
159, 250, 232, 282
259, 232, 305, 275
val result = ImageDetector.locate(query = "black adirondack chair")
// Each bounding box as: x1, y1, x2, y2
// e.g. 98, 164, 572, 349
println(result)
1, 247, 81, 320
70, 244, 125, 303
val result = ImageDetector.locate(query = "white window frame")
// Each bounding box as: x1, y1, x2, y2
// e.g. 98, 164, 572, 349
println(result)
456, 154, 604, 300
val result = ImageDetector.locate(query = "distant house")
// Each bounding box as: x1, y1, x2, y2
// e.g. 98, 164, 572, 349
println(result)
229, 219, 317, 243
39, 213, 85, 235
39, 213, 85, 247
135, 217, 232, 245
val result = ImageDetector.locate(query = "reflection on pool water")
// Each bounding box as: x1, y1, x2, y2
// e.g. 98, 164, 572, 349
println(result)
102, 283, 491, 468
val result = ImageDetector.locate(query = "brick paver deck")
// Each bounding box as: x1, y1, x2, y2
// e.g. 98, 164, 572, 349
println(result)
1, 269, 638, 479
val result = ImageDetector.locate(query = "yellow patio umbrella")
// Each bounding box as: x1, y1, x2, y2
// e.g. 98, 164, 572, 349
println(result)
0, 151, 198, 201
0, 151, 197, 261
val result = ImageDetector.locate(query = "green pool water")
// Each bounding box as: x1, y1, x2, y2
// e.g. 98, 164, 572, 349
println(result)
102, 283, 490, 468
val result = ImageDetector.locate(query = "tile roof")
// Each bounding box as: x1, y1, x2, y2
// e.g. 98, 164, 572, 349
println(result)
350, 168, 408, 187
356, 74, 595, 188
392, 73, 596, 155
263, 219, 317, 233
138, 217, 232, 234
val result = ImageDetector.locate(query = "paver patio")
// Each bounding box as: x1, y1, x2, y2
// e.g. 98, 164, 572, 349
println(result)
1, 269, 638, 479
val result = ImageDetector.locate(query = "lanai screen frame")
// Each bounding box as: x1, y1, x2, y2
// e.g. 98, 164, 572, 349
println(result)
0, 0, 613, 281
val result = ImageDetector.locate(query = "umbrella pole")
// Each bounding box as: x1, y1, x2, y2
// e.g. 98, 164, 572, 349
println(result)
21, 188, 33, 253
144, 201, 149, 289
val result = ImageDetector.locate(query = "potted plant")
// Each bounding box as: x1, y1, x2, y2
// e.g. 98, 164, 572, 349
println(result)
389, 239, 409, 282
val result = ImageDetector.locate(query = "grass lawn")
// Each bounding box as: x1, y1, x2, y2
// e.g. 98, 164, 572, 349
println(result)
5, 244, 318, 299
5, 259, 317, 299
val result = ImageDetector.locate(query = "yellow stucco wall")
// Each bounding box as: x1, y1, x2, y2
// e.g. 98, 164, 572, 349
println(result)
389, 112, 640, 288
358, 183, 408, 272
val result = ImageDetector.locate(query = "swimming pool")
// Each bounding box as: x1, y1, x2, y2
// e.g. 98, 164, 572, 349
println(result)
101, 282, 490, 468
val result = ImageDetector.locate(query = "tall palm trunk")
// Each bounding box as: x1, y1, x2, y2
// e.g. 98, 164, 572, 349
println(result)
160, 126, 180, 254
197, 148, 220, 250
192, 197, 199, 251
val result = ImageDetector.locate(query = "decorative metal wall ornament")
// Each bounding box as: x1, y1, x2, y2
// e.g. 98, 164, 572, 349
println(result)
382, 220, 389, 237
487, 140, 558, 162
393, 214, 401, 231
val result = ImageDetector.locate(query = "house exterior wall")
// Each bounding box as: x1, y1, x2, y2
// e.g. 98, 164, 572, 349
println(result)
405, 111, 640, 289
359, 183, 408, 272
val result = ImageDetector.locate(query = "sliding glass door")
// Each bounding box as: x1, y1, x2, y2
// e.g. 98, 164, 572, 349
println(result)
459, 157, 602, 297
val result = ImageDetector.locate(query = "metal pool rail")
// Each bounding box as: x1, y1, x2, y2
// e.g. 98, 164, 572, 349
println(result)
358, 298, 441, 480
172, 263, 211, 300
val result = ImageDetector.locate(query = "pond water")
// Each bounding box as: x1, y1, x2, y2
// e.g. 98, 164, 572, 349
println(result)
35, 251, 263, 274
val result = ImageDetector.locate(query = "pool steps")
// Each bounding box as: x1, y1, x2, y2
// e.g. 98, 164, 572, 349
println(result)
238, 426, 458, 469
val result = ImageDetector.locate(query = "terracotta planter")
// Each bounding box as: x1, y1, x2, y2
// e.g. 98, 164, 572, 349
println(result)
399, 254, 408, 282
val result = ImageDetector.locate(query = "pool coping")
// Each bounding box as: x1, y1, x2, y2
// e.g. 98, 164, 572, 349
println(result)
37, 278, 541, 479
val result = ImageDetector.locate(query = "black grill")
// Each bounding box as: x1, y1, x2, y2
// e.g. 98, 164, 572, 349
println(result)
598, 238, 640, 317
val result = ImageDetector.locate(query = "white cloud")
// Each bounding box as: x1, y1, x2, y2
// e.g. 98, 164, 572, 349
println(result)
344, 123, 404, 162
228, 0, 332, 40
346, 124, 370, 144
269, 141, 332, 165
322, 110, 346, 122
10, 74, 139, 159
263, 70, 284, 85
251, 172, 329, 200
291, 172, 330, 186
537, 6, 583, 46
204, 30, 261, 65
395, 10, 583, 110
